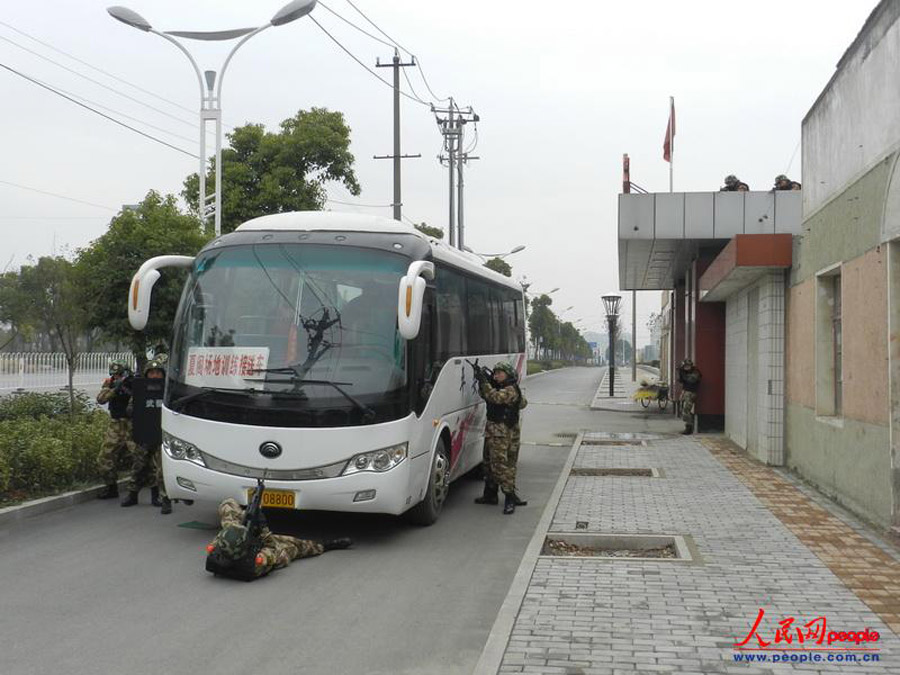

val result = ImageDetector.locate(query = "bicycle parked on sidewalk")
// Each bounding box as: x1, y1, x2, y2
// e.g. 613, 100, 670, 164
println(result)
634, 381, 669, 411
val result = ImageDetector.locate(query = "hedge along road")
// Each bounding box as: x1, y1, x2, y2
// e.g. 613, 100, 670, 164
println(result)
0, 367, 604, 675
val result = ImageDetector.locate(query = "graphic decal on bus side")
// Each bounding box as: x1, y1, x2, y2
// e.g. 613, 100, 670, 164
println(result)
450, 408, 479, 467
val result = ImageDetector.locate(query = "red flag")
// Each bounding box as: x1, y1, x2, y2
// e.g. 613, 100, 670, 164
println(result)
663, 97, 675, 163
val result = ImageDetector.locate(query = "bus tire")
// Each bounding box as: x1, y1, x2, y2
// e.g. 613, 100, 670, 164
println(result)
407, 438, 450, 526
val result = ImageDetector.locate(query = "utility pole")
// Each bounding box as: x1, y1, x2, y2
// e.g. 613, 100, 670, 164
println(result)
374, 49, 420, 222
457, 149, 479, 251
434, 100, 479, 248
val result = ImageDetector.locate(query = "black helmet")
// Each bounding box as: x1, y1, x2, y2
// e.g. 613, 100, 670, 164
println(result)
775, 174, 789, 183
724, 175, 738, 186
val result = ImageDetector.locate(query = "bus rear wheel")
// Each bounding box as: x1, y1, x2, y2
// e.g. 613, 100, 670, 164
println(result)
407, 438, 450, 526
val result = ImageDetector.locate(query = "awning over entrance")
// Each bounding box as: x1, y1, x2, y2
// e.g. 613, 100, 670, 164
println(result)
618, 191, 801, 290
698, 234, 793, 302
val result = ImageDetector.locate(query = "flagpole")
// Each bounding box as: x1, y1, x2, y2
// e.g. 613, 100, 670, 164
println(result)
669, 96, 674, 193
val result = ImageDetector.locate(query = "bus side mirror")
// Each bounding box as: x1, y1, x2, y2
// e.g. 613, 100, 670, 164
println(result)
128, 255, 195, 330
397, 261, 435, 340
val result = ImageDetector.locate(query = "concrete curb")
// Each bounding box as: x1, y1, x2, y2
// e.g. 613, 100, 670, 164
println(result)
472, 430, 585, 675
0, 479, 127, 527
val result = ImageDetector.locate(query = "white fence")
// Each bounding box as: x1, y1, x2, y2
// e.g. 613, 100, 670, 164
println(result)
0, 352, 136, 392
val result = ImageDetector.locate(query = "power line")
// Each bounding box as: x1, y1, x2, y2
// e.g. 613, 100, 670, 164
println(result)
0, 32, 198, 129
0, 179, 116, 211
342, 0, 413, 56
309, 17, 430, 108
325, 197, 392, 208
0, 61, 198, 158
0, 19, 195, 116
47, 78, 198, 146
339, 0, 450, 103
317, 1, 395, 50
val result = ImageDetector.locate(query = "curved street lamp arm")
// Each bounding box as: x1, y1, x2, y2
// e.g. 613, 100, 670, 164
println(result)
216, 24, 270, 104
149, 29, 205, 105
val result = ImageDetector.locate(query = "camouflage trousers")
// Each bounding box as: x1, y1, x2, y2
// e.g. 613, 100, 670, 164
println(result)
153, 446, 167, 499
218, 498, 324, 576
97, 419, 137, 485
482, 421, 521, 495
681, 391, 697, 426
127, 442, 158, 493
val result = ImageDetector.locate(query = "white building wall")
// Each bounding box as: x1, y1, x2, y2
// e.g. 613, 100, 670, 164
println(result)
803, 1, 900, 218
723, 271, 786, 465
758, 271, 786, 465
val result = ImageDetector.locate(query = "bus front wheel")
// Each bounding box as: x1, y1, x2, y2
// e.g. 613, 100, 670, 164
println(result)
407, 438, 450, 526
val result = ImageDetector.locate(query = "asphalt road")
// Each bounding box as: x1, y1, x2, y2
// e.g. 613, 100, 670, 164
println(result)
0, 367, 638, 675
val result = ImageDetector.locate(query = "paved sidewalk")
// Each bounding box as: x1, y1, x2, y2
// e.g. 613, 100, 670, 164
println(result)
478, 429, 900, 674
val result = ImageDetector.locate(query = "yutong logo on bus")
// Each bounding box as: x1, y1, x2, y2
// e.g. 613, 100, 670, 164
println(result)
259, 442, 282, 459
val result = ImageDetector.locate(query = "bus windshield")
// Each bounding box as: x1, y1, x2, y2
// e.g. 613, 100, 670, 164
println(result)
166, 242, 411, 427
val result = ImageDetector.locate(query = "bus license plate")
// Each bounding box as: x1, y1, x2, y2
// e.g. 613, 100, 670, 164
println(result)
247, 487, 296, 509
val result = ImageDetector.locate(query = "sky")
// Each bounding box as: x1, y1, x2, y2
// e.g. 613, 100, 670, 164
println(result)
0, 0, 879, 346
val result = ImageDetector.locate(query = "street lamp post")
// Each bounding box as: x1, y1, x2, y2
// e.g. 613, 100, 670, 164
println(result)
462, 245, 526, 259
107, 1, 317, 236
602, 294, 622, 397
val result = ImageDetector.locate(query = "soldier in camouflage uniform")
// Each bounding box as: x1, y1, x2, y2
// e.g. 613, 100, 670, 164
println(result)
677, 358, 702, 435
474, 362, 529, 514
121, 358, 165, 509
96, 360, 136, 499
207, 498, 352, 580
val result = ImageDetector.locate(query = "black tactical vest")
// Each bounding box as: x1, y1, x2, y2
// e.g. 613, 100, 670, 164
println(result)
486, 383, 522, 427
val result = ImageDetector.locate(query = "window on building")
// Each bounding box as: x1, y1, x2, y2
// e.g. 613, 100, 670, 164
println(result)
832, 275, 842, 415
815, 267, 842, 417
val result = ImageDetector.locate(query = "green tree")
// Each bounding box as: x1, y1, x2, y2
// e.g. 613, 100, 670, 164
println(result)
183, 108, 361, 234
0, 258, 85, 414
484, 256, 512, 277
413, 222, 444, 239
75, 191, 208, 367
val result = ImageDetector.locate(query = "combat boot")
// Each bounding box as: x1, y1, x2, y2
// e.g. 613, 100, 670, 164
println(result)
503, 492, 516, 515
681, 423, 693, 435
150, 486, 162, 507
120, 491, 139, 507
322, 538, 353, 551
160, 497, 172, 515
474, 483, 499, 505
509, 493, 528, 507
97, 484, 119, 500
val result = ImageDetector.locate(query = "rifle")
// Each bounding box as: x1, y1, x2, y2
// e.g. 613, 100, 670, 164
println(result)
244, 475, 269, 544
465, 359, 492, 385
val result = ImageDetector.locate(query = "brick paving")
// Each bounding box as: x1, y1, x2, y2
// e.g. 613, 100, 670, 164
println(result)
702, 435, 900, 637
495, 431, 900, 674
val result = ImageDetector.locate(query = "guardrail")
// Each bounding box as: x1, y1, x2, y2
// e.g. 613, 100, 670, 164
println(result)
0, 352, 136, 391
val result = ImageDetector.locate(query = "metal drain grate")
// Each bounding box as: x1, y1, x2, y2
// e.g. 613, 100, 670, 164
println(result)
553, 432, 578, 439
570, 467, 654, 477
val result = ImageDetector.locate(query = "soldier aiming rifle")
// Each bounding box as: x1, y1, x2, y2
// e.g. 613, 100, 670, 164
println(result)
468, 360, 529, 514
205, 477, 352, 581
96, 360, 138, 500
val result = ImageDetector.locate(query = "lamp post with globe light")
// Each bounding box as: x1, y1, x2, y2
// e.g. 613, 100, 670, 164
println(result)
602, 294, 622, 396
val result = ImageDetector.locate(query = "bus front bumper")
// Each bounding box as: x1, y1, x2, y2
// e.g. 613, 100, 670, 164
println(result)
162, 452, 426, 515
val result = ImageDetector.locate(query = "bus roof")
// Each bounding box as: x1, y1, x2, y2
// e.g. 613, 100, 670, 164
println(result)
236, 211, 523, 293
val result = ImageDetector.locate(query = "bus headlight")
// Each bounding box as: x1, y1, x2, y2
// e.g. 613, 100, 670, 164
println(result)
162, 431, 206, 467
343, 443, 407, 475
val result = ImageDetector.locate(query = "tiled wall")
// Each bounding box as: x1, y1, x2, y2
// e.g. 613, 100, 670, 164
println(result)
724, 271, 785, 465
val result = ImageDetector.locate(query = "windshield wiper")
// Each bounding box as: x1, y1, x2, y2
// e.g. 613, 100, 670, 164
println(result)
169, 386, 252, 411
250, 369, 376, 422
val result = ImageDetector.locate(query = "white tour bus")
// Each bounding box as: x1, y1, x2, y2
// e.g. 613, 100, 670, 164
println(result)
129, 211, 527, 524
